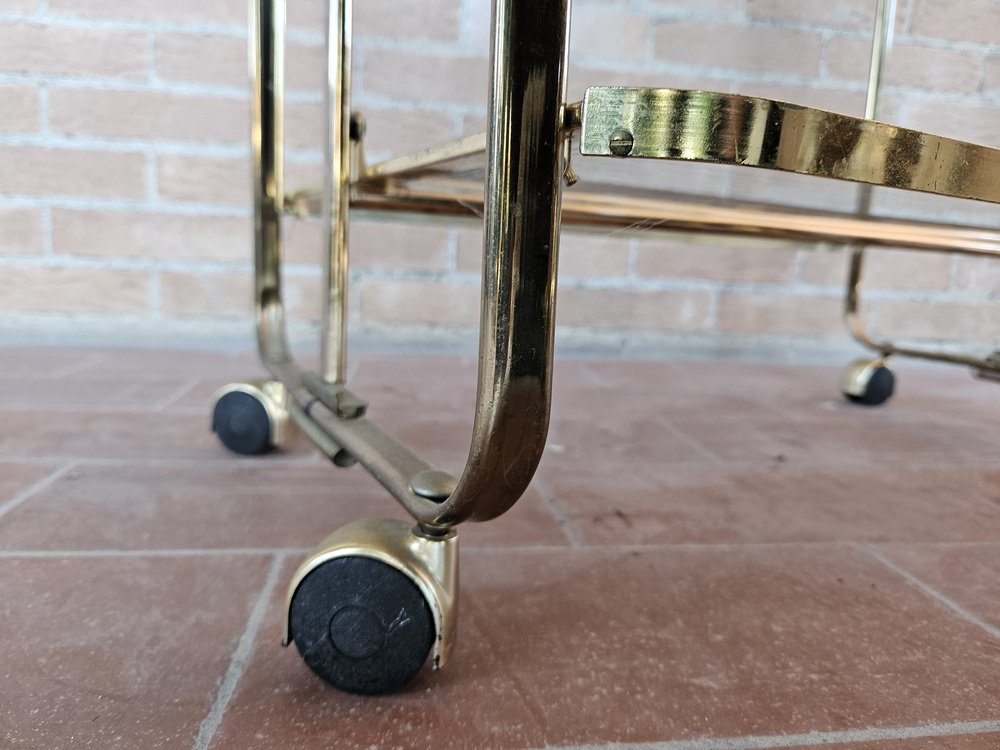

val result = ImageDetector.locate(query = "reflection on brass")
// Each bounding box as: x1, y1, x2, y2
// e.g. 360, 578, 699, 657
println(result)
580, 87, 1000, 205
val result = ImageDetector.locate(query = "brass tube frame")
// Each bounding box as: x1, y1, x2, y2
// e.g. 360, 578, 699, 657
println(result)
250, 0, 570, 528
321, 0, 352, 384
844, 0, 894, 358
838, 0, 994, 370
251, 0, 291, 366
346, 177, 1000, 255
431, 0, 570, 525
251, 0, 436, 503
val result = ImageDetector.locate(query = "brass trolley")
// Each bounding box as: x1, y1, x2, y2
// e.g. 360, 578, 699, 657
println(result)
210, 0, 1000, 694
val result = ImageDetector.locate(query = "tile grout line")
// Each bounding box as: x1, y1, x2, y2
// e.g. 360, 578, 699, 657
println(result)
51, 352, 112, 378
0, 462, 76, 520
191, 552, 285, 750
0, 455, 328, 468
542, 719, 1000, 750
3, 452, 1000, 471
3, 540, 1000, 560
152, 376, 204, 412
660, 420, 726, 465
858, 543, 1000, 642
532, 474, 585, 548
0, 547, 310, 558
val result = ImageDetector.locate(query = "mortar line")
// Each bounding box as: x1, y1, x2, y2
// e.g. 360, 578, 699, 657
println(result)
148, 266, 163, 318
39, 203, 54, 256
191, 553, 284, 750
859, 543, 1000, 642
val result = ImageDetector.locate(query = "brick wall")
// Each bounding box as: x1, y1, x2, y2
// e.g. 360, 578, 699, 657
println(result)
0, 0, 998, 356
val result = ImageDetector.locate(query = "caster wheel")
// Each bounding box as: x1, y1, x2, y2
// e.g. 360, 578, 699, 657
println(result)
289, 555, 435, 695
840, 358, 895, 406
212, 381, 288, 455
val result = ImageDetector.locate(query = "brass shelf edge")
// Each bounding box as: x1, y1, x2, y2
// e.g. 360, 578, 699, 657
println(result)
579, 86, 1000, 205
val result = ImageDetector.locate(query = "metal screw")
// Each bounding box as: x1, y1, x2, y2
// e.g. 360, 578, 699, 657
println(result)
410, 469, 458, 502
608, 128, 634, 157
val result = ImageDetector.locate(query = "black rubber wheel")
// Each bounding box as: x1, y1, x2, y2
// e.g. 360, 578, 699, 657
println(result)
212, 391, 273, 455
289, 556, 435, 695
845, 366, 895, 406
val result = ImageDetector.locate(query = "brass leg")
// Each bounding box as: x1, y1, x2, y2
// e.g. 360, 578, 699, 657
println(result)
320, 0, 352, 385
251, 0, 291, 366
842, 0, 999, 374
272, 0, 573, 529
425, 0, 571, 526
842, 0, 894, 359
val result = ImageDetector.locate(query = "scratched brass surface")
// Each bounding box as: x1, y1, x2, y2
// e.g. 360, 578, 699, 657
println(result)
580, 87, 1000, 205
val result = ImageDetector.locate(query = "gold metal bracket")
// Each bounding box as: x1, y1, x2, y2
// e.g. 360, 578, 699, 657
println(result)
301, 371, 367, 420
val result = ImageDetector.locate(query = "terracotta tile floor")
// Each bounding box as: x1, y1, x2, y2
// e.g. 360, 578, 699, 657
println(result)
2, 346, 1000, 750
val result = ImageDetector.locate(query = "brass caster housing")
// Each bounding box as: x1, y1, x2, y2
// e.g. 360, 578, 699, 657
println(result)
212, 380, 291, 454
283, 518, 458, 695
840, 358, 895, 406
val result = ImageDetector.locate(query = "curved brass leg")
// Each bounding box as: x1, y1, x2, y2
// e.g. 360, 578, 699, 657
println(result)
247, 0, 570, 530
425, 0, 570, 526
